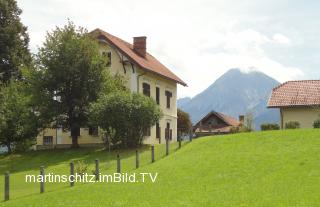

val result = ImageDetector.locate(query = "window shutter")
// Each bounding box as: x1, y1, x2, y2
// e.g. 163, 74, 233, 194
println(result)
156, 87, 160, 104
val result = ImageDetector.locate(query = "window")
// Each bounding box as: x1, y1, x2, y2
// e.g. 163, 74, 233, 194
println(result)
156, 87, 160, 105
102, 51, 111, 67
89, 126, 98, 136
144, 127, 151, 136
43, 136, 53, 145
156, 122, 161, 139
165, 91, 172, 108
143, 83, 150, 97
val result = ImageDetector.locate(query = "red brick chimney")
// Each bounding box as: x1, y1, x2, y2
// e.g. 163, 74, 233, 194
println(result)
239, 115, 245, 125
133, 36, 147, 57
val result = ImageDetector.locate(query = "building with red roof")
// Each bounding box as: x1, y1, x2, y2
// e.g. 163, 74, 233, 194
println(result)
268, 80, 320, 129
193, 111, 242, 137
37, 29, 186, 149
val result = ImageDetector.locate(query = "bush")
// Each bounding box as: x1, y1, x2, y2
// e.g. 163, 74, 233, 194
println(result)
89, 91, 163, 148
313, 119, 320, 128
260, 123, 280, 131
239, 126, 252, 133
230, 126, 239, 133
75, 160, 88, 176
285, 121, 300, 129
14, 139, 36, 152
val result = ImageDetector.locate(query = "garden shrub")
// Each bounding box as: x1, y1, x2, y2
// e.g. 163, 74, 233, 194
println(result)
75, 160, 88, 176
239, 126, 252, 133
313, 119, 320, 128
285, 121, 300, 129
261, 123, 280, 131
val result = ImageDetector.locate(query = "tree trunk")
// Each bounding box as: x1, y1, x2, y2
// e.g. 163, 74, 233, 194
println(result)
6, 143, 12, 154
71, 134, 79, 148
71, 125, 80, 148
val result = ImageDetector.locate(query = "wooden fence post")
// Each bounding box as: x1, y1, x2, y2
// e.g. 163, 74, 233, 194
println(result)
151, 145, 155, 163
117, 154, 121, 173
70, 162, 74, 187
166, 138, 169, 156
40, 166, 44, 193
189, 129, 193, 142
4, 171, 9, 201
136, 150, 139, 169
95, 159, 99, 181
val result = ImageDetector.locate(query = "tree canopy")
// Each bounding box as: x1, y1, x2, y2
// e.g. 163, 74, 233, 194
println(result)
0, 81, 39, 153
89, 91, 163, 148
0, 0, 31, 84
32, 21, 115, 147
177, 108, 192, 137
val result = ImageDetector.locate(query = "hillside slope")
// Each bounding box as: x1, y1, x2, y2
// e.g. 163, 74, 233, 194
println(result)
178, 69, 280, 129
2, 129, 320, 207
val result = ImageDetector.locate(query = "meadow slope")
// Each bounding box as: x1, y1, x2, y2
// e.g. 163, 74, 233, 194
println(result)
1, 129, 320, 207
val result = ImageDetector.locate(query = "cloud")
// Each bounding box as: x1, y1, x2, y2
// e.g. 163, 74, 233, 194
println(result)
17, 0, 308, 99
273, 34, 291, 45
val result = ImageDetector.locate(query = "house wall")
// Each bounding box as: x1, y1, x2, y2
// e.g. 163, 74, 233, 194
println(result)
138, 71, 178, 144
281, 107, 320, 128
99, 42, 178, 144
36, 38, 178, 149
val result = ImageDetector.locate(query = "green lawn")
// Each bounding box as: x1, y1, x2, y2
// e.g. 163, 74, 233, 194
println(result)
1, 129, 320, 206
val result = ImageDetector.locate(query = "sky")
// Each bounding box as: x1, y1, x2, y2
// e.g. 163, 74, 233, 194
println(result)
17, 0, 320, 98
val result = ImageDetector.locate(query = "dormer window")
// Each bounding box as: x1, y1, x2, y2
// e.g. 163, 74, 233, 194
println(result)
102, 51, 111, 67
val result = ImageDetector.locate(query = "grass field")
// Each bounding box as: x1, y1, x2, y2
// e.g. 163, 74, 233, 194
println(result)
1, 129, 320, 206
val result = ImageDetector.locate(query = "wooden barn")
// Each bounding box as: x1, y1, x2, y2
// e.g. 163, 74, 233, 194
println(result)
193, 111, 241, 137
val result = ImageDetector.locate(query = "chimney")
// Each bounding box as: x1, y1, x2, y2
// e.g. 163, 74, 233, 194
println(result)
239, 115, 245, 124
133, 36, 147, 57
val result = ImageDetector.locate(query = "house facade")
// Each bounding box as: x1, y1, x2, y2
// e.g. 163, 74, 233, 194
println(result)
36, 28, 186, 149
193, 111, 241, 137
268, 80, 320, 129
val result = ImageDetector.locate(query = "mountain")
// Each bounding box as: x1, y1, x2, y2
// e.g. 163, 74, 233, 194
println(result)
177, 97, 191, 108
178, 68, 280, 130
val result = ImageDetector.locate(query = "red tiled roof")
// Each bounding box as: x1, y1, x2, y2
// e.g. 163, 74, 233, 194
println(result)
215, 112, 240, 126
268, 80, 320, 108
90, 28, 187, 86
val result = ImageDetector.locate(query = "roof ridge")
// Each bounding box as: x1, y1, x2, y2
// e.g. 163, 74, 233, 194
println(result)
273, 80, 320, 91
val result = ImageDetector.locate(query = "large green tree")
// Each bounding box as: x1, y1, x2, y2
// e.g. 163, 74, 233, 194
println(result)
33, 22, 113, 147
177, 108, 192, 138
89, 91, 163, 148
0, 81, 39, 153
0, 0, 31, 84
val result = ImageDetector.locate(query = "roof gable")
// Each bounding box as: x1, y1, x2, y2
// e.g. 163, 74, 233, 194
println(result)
194, 111, 240, 127
90, 28, 187, 86
268, 80, 320, 108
